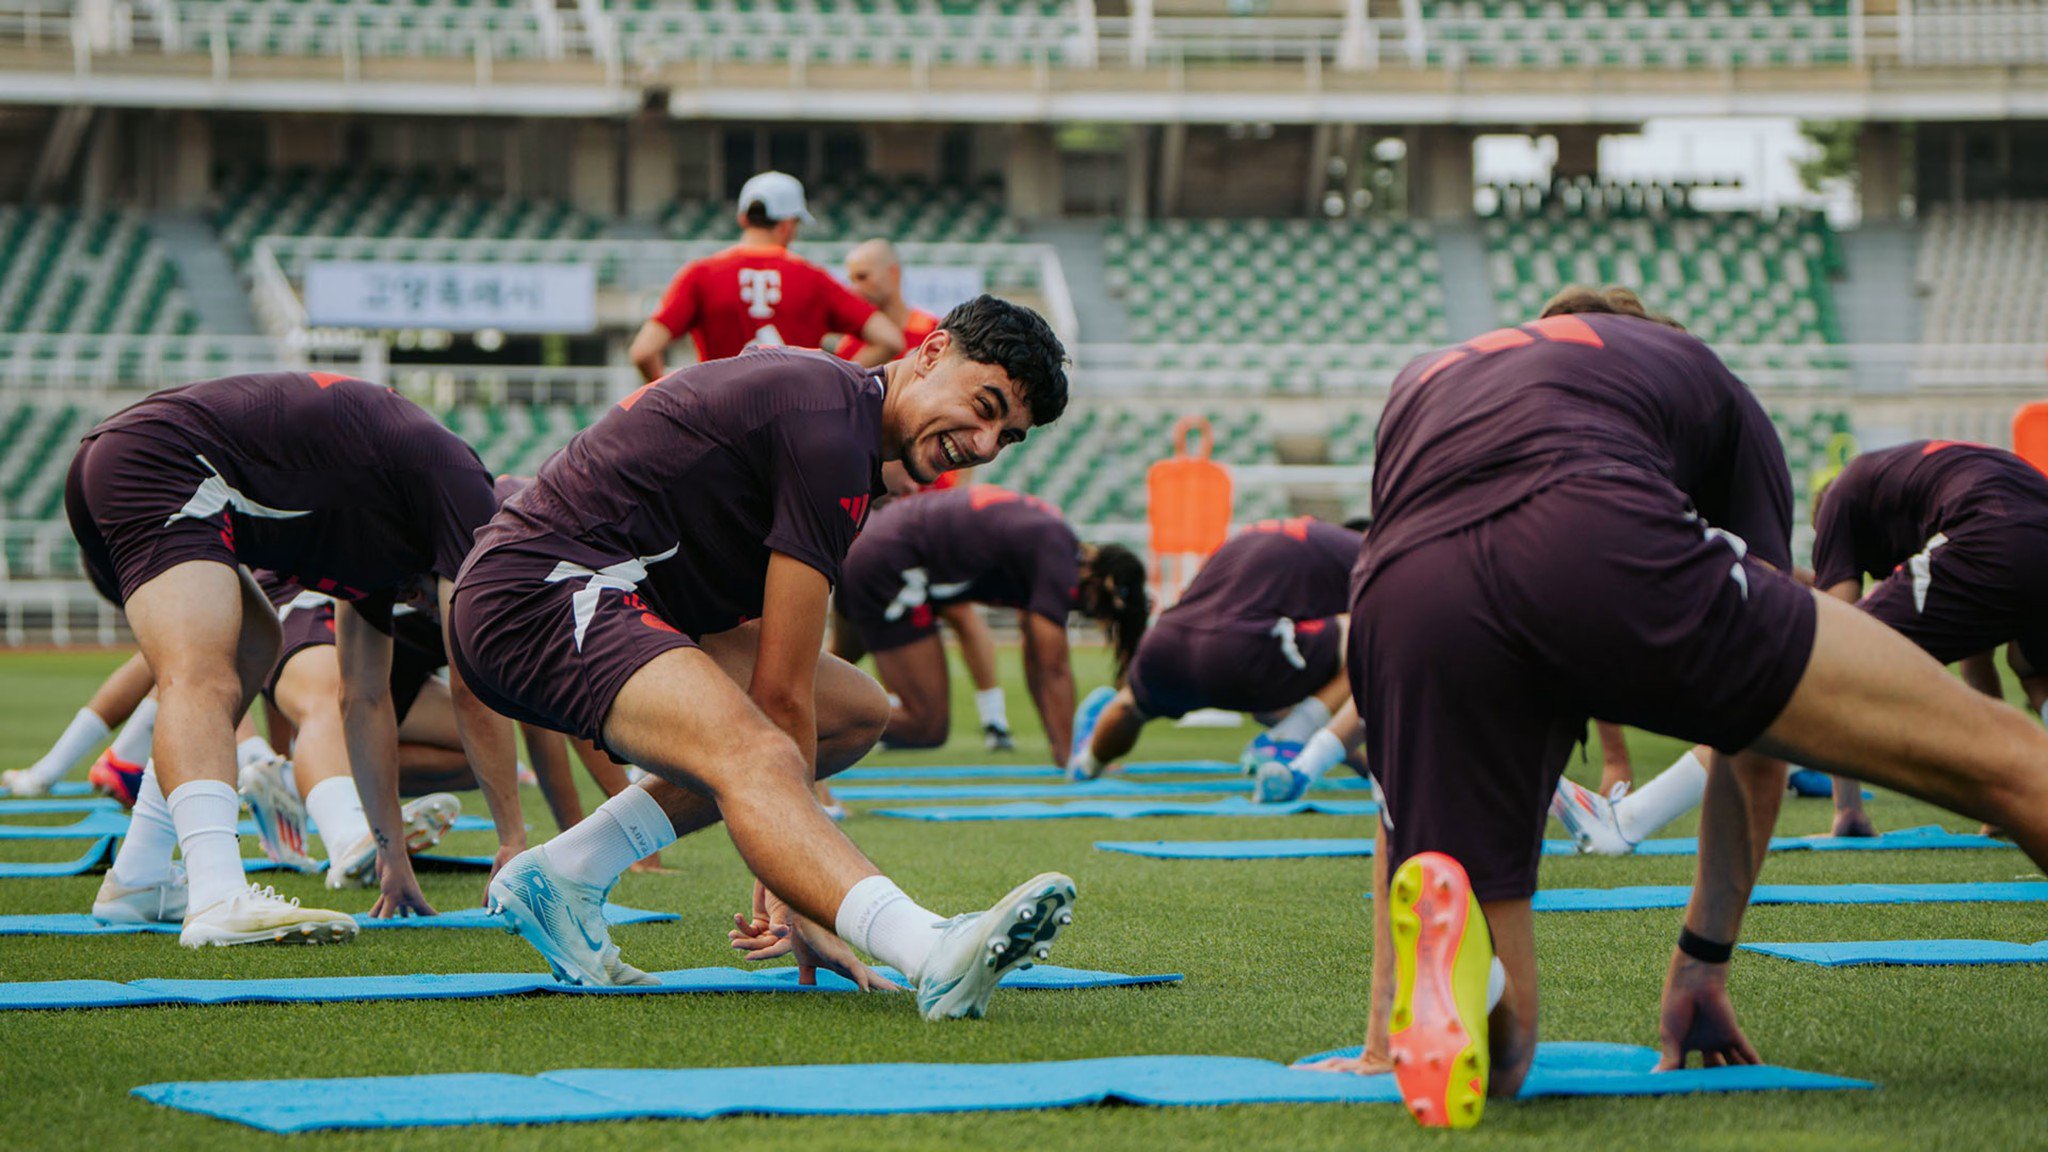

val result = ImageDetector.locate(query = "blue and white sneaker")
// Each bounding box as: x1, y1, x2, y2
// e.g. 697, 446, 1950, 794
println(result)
1070, 687, 1115, 767
1252, 759, 1313, 805
1787, 767, 1832, 797
487, 848, 655, 986
915, 872, 1076, 1021
1548, 777, 1634, 856
1239, 733, 1304, 776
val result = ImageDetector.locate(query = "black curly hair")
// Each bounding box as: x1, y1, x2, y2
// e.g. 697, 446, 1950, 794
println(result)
1077, 543, 1150, 685
937, 294, 1070, 428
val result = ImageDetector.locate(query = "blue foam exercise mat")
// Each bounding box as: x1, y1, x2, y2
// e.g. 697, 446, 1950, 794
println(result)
0, 965, 1174, 1012
836, 761, 1238, 781
0, 797, 121, 814
1527, 882, 2048, 912
875, 797, 1377, 822
834, 777, 1365, 802
0, 836, 117, 877
1094, 825, 2011, 861
131, 1043, 1870, 1132
0, 810, 493, 842
0, 781, 93, 798
0, 903, 676, 936
1740, 939, 2048, 967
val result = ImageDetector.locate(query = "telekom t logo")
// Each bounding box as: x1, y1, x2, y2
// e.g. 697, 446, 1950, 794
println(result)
739, 269, 782, 319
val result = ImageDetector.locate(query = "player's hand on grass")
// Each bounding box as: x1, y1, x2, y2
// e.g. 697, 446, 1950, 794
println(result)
369, 860, 438, 919
781, 912, 903, 991
1656, 953, 1760, 1070
485, 842, 523, 894
729, 880, 793, 959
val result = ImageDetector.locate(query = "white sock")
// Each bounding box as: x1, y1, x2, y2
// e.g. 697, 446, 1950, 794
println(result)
1486, 957, 1507, 1012
304, 776, 372, 858
1291, 728, 1348, 784
1266, 697, 1333, 747
235, 737, 274, 771
1615, 750, 1710, 843
167, 779, 245, 913
541, 786, 677, 887
1070, 748, 1102, 777
835, 874, 946, 979
23, 707, 111, 787
108, 698, 158, 765
974, 687, 1009, 731
107, 767, 178, 889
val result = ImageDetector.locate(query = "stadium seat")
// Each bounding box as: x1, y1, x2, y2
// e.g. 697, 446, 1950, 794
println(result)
663, 173, 1015, 245
0, 207, 201, 337
1415, 1, 1853, 69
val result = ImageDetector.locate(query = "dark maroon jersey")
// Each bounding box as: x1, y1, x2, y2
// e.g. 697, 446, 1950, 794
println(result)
1362, 313, 1792, 588
1164, 517, 1361, 632
846, 486, 1080, 623
1811, 440, 2048, 591
492, 475, 534, 505
84, 372, 494, 618
475, 347, 886, 637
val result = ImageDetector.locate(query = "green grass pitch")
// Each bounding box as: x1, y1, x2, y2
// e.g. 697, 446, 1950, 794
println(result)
1, 645, 2045, 1150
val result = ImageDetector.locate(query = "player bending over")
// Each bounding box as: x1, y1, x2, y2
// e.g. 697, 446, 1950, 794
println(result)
1071, 516, 1359, 791
67, 371, 523, 947
1320, 288, 2048, 1128
837, 485, 1148, 772
461, 296, 1082, 1018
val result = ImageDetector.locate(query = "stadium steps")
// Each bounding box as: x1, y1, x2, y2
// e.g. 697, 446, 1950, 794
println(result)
1024, 219, 1130, 344
1429, 218, 1496, 340
147, 210, 263, 336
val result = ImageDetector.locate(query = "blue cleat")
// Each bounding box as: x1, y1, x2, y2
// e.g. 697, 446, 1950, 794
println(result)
487, 848, 654, 987
1067, 687, 1116, 779
1787, 768, 1832, 797
1251, 759, 1312, 804
1238, 733, 1304, 776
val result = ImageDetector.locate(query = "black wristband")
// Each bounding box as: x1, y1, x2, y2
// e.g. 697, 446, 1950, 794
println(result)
1678, 926, 1735, 964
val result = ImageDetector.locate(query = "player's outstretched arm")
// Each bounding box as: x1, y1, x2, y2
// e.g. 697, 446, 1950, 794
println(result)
628, 320, 675, 384
336, 602, 434, 918
438, 578, 526, 882
1021, 612, 1076, 768
1656, 749, 1784, 1069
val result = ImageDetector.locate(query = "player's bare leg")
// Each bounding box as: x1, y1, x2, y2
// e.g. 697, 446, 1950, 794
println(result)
1758, 592, 2048, 874
6, 651, 156, 797
872, 634, 953, 748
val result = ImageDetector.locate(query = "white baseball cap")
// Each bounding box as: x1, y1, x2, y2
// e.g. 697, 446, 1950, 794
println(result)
736, 171, 816, 226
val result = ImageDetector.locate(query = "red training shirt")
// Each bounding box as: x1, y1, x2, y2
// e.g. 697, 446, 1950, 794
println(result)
649, 244, 877, 363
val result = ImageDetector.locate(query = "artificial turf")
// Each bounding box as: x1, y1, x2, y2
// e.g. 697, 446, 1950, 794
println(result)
1, 646, 2045, 1150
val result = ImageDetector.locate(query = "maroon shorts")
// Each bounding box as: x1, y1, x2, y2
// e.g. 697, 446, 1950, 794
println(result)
263, 594, 447, 724
1126, 616, 1343, 720
837, 538, 946, 653
1856, 519, 2048, 672
448, 534, 697, 752
66, 430, 234, 606
1350, 469, 1817, 902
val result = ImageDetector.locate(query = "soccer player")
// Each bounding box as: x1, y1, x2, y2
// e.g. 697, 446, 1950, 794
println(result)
629, 171, 903, 379
461, 296, 1081, 1018
829, 238, 941, 367
1326, 288, 2048, 1128
2, 651, 156, 801
1070, 516, 1360, 790
838, 485, 1150, 771
1810, 439, 2048, 838
66, 370, 524, 946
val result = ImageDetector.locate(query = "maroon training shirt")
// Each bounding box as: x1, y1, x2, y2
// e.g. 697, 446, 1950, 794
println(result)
1165, 516, 1361, 632
474, 347, 887, 637
1361, 313, 1793, 588
1811, 440, 2048, 591
847, 486, 1080, 623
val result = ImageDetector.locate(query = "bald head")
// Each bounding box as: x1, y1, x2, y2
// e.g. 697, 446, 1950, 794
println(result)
845, 238, 903, 310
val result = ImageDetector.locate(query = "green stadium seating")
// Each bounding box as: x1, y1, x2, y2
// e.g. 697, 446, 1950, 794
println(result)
0, 207, 201, 336
1103, 218, 1449, 346
664, 173, 1014, 245
1417, 1, 1853, 69
213, 168, 606, 264
1481, 184, 1843, 346
1917, 200, 2048, 347
612, 0, 1083, 68
169, 1, 551, 59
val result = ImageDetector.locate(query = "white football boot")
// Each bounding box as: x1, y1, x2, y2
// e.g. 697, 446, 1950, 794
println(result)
328, 792, 462, 889
915, 872, 1076, 1021
179, 883, 358, 947
92, 864, 188, 924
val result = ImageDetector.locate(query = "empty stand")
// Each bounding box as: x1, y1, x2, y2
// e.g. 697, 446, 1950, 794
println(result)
1103, 218, 1448, 346
214, 168, 606, 264
1417, 1, 1853, 68
0, 207, 201, 336
1917, 200, 2048, 347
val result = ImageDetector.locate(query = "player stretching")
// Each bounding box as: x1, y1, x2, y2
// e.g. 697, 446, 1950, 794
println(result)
67, 371, 523, 946
1327, 289, 2048, 1127
462, 297, 1081, 1018
629, 171, 903, 381
838, 485, 1149, 771
1073, 516, 1360, 792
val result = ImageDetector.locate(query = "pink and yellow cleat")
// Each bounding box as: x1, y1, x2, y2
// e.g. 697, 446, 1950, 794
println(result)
1387, 851, 1494, 1130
